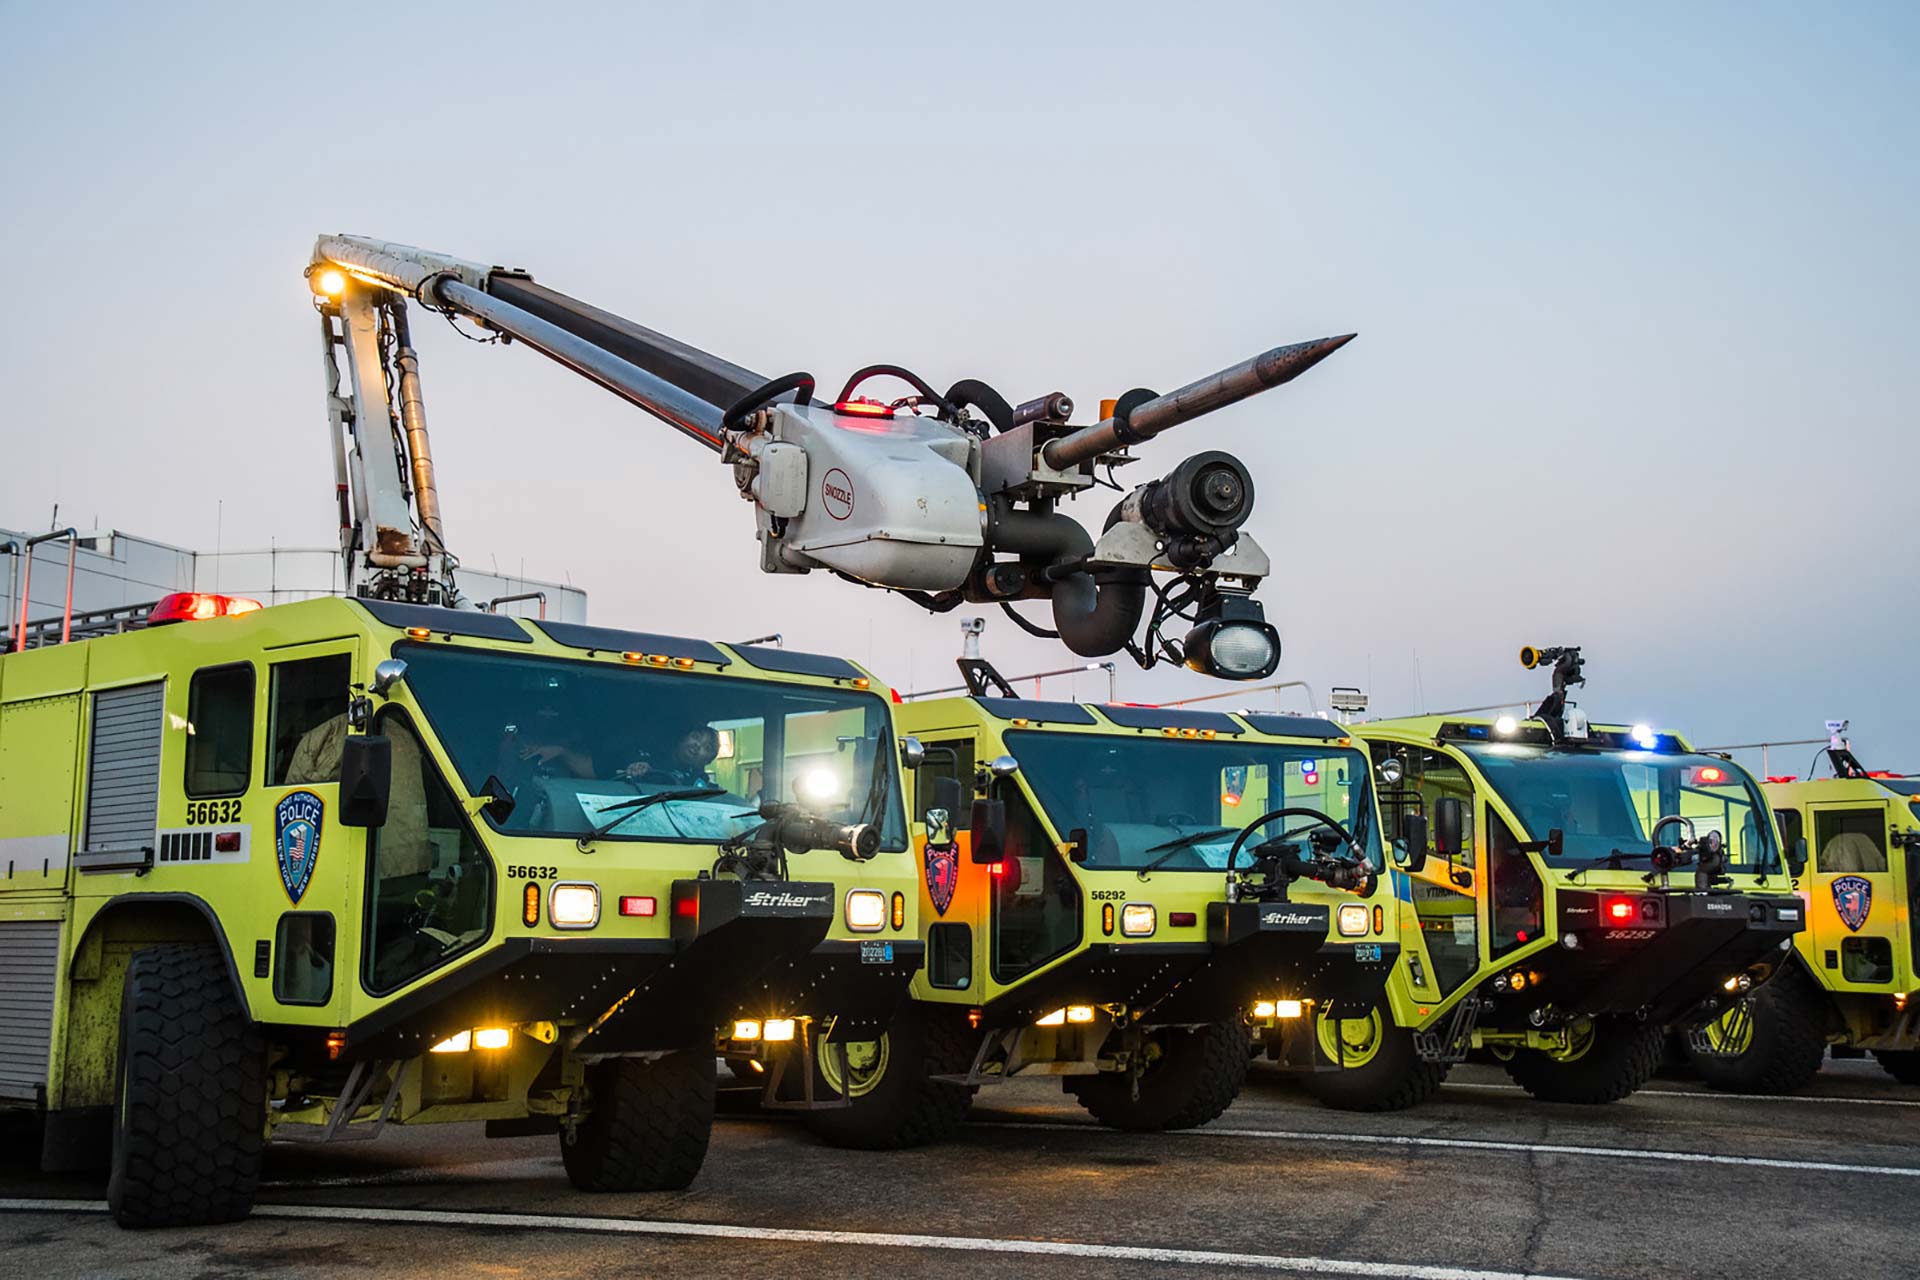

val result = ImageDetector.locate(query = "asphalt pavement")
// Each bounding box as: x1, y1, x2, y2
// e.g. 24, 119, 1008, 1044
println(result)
4, 1057, 1916, 1279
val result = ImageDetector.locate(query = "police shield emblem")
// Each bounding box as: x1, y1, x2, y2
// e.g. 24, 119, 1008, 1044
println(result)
276, 790, 325, 905
1831, 875, 1872, 932
924, 807, 959, 917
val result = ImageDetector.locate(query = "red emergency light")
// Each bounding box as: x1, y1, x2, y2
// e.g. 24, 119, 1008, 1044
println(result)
833, 398, 895, 419
1694, 765, 1727, 785
148, 592, 263, 625
1603, 896, 1637, 925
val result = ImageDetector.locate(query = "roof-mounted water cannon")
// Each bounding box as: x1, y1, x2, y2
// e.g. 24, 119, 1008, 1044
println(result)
1520, 645, 1588, 743
306, 235, 1351, 676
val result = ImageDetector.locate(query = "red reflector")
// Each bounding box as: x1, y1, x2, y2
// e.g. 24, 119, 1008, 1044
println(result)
1604, 897, 1636, 924
673, 895, 698, 919
1516, 929, 1529, 942
619, 895, 657, 918
1169, 911, 1197, 927
833, 398, 894, 418
149, 592, 263, 625
987, 862, 1006, 877
214, 831, 241, 853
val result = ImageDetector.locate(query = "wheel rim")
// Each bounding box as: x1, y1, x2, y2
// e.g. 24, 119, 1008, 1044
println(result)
1315, 1007, 1385, 1068
1702, 1002, 1754, 1055
817, 1034, 890, 1098
1545, 1019, 1597, 1064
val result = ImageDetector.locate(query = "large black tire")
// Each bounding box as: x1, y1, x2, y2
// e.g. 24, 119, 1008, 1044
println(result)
1067, 1018, 1250, 1131
1685, 967, 1828, 1095
1873, 1050, 1920, 1085
1504, 1017, 1663, 1104
561, 1050, 714, 1191
107, 944, 266, 1228
1298, 999, 1451, 1112
802, 1007, 978, 1150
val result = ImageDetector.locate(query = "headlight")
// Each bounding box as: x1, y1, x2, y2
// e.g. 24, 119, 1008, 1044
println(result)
1337, 903, 1369, 937
1273, 999, 1304, 1019
549, 882, 600, 929
732, 1019, 762, 1041
1252, 1000, 1277, 1019
1035, 1008, 1067, 1026
430, 1030, 472, 1054
473, 1027, 512, 1050
1066, 1005, 1096, 1024
845, 889, 886, 932
763, 1018, 796, 1042
1121, 903, 1157, 937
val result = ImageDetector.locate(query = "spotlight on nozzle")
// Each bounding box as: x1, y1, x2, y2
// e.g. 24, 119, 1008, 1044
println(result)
1184, 593, 1281, 681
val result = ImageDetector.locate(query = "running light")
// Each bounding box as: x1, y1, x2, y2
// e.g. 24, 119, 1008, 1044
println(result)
473, 1027, 512, 1050
618, 895, 657, 918
148, 592, 263, 625
548, 882, 600, 929
522, 882, 540, 926
430, 1030, 472, 1054
1121, 904, 1157, 937
845, 889, 886, 932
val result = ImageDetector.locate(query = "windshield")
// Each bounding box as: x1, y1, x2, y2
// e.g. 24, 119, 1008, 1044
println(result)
1459, 743, 1776, 871
397, 644, 906, 849
1006, 731, 1380, 872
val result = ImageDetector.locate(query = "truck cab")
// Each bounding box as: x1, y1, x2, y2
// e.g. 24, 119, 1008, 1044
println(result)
1339, 715, 1804, 1106
789, 695, 1400, 1147
0, 594, 922, 1226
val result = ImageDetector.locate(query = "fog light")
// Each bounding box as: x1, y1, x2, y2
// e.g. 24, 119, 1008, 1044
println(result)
1273, 999, 1304, 1019
846, 889, 886, 932
1507, 970, 1527, 992
1066, 1005, 1096, 1024
1036, 1008, 1067, 1026
1493, 973, 1511, 993
1337, 904, 1369, 937
430, 1030, 472, 1054
1253, 1000, 1277, 1019
763, 1018, 796, 1042
733, 1019, 762, 1041
549, 882, 600, 929
1561, 932, 1581, 950
474, 1027, 512, 1050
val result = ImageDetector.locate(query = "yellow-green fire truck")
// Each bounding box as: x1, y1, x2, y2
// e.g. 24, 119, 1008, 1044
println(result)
1277, 648, 1804, 1108
0, 593, 921, 1227
1685, 734, 1919, 1091
751, 686, 1401, 1148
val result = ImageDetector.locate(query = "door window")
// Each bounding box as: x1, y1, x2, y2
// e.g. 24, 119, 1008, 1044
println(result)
1486, 808, 1544, 955
363, 709, 494, 995
990, 780, 1080, 983
1369, 742, 1480, 996
270, 654, 354, 785
1814, 808, 1887, 874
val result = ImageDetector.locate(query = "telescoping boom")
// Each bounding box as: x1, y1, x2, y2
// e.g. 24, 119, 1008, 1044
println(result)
309, 235, 1354, 680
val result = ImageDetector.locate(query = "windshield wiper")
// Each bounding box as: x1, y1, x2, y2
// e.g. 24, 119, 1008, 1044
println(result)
1138, 827, 1239, 880
576, 788, 726, 851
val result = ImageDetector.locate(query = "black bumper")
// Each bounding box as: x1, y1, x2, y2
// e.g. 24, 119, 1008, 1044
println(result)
978, 900, 1397, 1028
338, 879, 919, 1058
1526, 890, 1804, 1028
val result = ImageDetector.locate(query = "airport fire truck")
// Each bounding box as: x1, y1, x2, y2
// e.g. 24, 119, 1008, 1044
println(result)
1685, 725, 1920, 1091
0, 234, 1353, 1227
1272, 648, 1806, 1107
750, 632, 1402, 1147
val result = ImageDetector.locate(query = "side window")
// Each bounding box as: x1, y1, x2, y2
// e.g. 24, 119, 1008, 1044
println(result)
1814, 808, 1888, 874
184, 664, 254, 797
990, 779, 1080, 983
914, 738, 974, 824
364, 709, 495, 995
1371, 741, 1480, 996
1486, 809, 1544, 956
269, 654, 353, 785
274, 914, 336, 1005
1774, 808, 1804, 871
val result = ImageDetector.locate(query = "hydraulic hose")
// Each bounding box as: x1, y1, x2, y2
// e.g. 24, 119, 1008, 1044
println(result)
987, 502, 1147, 657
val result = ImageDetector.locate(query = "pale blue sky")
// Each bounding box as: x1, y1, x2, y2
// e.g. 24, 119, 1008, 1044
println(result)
2, 2, 1914, 770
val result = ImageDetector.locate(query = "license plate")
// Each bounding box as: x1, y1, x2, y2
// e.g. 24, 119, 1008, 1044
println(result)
1353, 944, 1383, 962
860, 941, 895, 964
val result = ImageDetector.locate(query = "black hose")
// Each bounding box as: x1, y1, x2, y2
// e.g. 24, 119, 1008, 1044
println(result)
945, 378, 1014, 433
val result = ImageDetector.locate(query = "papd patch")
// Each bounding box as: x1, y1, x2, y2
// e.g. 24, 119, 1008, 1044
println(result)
276, 790, 324, 905
925, 835, 959, 918
1831, 875, 1872, 932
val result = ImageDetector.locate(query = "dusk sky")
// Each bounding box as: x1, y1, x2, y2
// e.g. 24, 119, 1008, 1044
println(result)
2, 3, 1913, 772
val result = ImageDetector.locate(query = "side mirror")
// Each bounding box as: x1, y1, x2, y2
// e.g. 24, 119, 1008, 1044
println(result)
923, 775, 963, 843
988, 754, 1019, 779
1377, 756, 1405, 787
339, 734, 392, 828
971, 797, 1007, 864
1066, 826, 1090, 864
1545, 827, 1564, 857
479, 773, 517, 824
900, 735, 926, 769
370, 658, 408, 697
1396, 812, 1429, 873
1787, 836, 1808, 877
1433, 796, 1464, 860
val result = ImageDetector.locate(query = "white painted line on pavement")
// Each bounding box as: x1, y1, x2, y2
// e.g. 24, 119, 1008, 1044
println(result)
0, 1198, 1587, 1280
1443, 1081, 1920, 1109
978, 1120, 1920, 1178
